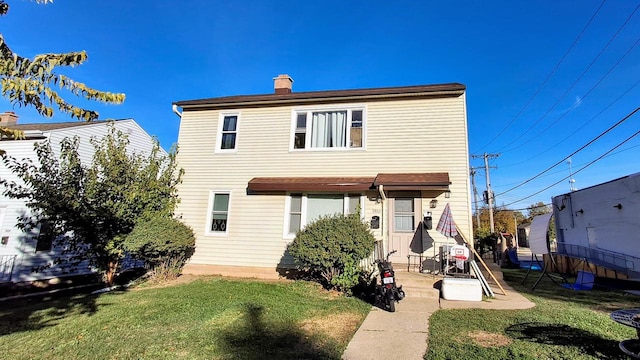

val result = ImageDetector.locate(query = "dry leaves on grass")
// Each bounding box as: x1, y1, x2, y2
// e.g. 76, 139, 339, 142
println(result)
300, 313, 364, 343
467, 330, 512, 348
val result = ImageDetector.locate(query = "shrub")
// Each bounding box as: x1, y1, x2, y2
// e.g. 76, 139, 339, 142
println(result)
288, 213, 375, 292
123, 215, 196, 276
330, 257, 361, 294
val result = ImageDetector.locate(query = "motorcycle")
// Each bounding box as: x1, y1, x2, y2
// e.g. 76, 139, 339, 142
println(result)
375, 250, 405, 312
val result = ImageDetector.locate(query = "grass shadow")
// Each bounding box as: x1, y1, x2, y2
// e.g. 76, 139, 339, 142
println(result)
0, 289, 104, 336
506, 322, 627, 359
219, 303, 340, 360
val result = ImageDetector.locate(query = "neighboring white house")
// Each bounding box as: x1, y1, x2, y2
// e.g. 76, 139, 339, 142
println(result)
172, 75, 473, 279
552, 172, 640, 279
0, 111, 161, 283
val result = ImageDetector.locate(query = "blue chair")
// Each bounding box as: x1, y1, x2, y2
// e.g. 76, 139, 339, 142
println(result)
561, 270, 595, 291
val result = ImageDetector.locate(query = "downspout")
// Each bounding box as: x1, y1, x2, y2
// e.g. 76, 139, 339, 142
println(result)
378, 185, 387, 258
172, 104, 182, 118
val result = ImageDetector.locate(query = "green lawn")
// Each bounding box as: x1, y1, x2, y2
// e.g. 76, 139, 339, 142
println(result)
0, 277, 371, 360
425, 269, 640, 359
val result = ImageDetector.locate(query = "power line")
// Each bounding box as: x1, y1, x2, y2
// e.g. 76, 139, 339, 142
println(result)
495, 106, 640, 197
503, 127, 640, 207
473, 0, 607, 152
495, 2, 640, 153
501, 35, 640, 153
499, 77, 640, 168
494, 142, 640, 189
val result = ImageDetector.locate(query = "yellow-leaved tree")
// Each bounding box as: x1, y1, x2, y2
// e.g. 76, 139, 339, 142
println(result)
0, 0, 125, 141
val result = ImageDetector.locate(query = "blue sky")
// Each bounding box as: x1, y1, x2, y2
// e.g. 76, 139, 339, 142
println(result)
2, 0, 639, 211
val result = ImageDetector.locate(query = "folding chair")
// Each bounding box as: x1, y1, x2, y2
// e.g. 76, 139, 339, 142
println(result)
561, 270, 595, 291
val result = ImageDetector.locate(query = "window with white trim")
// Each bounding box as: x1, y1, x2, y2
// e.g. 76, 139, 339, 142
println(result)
217, 114, 239, 151
208, 191, 230, 234
286, 193, 363, 236
293, 108, 364, 149
394, 198, 415, 232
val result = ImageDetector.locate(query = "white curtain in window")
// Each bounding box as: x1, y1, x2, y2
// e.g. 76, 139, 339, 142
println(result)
307, 195, 343, 223
311, 111, 346, 147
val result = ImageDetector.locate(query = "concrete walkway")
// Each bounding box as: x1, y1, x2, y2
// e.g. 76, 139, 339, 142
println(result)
342, 262, 535, 360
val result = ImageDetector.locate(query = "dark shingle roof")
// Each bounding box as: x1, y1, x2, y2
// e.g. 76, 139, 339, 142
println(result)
174, 82, 466, 110
5, 121, 107, 132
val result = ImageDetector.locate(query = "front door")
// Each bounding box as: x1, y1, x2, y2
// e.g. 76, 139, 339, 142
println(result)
388, 197, 422, 265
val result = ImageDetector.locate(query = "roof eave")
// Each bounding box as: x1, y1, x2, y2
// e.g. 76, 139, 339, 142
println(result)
175, 89, 465, 110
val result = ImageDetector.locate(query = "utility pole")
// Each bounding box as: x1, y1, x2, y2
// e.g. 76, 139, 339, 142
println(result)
567, 157, 577, 192
471, 153, 500, 233
470, 167, 481, 229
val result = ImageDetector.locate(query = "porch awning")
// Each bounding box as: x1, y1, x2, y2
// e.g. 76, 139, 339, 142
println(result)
373, 173, 450, 191
247, 176, 375, 193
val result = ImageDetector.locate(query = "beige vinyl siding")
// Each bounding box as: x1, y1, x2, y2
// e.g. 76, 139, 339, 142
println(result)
176, 94, 471, 268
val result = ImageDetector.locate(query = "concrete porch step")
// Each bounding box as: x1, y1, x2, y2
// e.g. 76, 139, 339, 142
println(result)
394, 271, 442, 298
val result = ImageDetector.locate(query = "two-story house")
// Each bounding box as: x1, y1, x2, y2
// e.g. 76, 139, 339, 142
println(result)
0, 111, 162, 283
173, 75, 472, 278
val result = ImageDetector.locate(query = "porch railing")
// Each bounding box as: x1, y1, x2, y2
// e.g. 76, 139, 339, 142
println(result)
0, 255, 16, 283
362, 240, 385, 273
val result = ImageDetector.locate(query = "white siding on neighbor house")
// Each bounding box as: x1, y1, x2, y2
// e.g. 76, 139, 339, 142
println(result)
0, 120, 162, 282
552, 173, 640, 272
176, 94, 472, 269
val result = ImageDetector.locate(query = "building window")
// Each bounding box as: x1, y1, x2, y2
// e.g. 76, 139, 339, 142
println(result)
208, 191, 230, 234
350, 110, 363, 148
35, 221, 54, 252
217, 114, 239, 151
293, 108, 364, 150
394, 198, 415, 232
286, 193, 363, 236
289, 194, 303, 234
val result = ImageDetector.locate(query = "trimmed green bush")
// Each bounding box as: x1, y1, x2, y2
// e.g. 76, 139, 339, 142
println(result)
124, 215, 195, 272
288, 213, 375, 292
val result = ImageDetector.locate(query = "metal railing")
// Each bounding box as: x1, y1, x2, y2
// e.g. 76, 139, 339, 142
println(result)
556, 242, 639, 276
0, 255, 16, 283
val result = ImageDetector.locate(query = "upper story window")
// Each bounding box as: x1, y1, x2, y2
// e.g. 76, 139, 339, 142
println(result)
293, 108, 364, 150
217, 113, 239, 152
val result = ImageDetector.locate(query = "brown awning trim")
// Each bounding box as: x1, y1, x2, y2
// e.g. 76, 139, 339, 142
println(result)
373, 173, 451, 191
248, 173, 451, 193
248, 177, 375, 193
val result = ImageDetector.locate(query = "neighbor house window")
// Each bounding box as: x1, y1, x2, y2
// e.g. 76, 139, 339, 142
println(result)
35, 221, 54, 252
293, 108, 364, 150
208, 191, 230, 234
286, 193, 363, 236
217, 113, 239, 151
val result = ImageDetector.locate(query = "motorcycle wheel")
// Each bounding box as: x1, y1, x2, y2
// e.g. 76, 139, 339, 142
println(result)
388, 299, 396, 312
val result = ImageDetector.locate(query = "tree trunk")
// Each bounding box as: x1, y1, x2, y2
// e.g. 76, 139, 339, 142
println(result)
104, 260, 118, 286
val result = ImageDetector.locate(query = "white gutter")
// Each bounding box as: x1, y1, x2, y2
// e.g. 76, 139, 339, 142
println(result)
172, 104, 182, 118
378, 184, 387, 201
23, 130, 45, 139
378, 185, 388, 257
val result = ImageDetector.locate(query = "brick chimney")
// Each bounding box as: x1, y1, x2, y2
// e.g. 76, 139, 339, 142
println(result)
273, 74, 293, 94
0, 111, 18, 126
